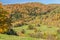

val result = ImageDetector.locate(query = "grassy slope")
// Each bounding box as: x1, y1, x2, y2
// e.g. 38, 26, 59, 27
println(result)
0, 25, 60, 40
0, 34, 41, 40
13, 25, 59, 39
13, 25, 59, 34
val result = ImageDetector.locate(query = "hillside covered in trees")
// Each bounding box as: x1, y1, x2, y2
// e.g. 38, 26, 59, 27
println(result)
0, 2, 60, 40
2, 2, 60, 27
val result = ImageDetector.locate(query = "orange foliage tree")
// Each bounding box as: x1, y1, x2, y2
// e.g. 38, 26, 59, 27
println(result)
0, 3, 11, 33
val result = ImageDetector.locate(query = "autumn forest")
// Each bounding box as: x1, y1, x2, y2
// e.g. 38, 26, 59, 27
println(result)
0, 2, 60, 40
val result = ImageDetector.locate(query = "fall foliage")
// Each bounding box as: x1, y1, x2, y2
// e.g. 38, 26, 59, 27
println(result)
0, 2, 60, 34
0, 3, 11, 33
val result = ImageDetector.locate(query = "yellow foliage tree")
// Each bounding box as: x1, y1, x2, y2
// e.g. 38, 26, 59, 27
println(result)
0, 3, 11, 33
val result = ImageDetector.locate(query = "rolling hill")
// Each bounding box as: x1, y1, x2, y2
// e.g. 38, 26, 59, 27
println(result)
1, 2, 60, 27
0, 2, 60, 40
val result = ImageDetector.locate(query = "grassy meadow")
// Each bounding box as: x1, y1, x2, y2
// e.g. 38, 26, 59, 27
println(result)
0, 24, 60, 40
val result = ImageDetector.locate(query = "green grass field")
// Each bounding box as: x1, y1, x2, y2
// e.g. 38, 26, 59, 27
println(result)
0, 25, 60, 40
0, 34, 41, 40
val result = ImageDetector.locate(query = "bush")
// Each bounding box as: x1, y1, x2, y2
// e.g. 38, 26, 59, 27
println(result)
46, 34, 57, 40
5, 29, 17, 36
16, 29, 25, 36
29, 32, 44, 38
28, 25, 35, 30
57, 29, 60, 34
21, 29, 25, 34
37, 24, 41, 27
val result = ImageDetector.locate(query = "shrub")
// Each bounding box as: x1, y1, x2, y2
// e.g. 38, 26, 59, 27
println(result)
29, 32, 44, 38
28, 25, 35, 30
46, 34, 57, 40
5, 29, 17, 36
37, 24, 41, 27
21, 29, 25, 34
16, 29, 25, 36
57, 29, 60, 34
